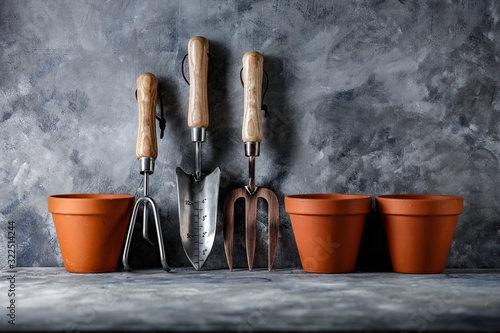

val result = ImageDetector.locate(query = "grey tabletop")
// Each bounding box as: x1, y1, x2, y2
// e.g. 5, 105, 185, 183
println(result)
2, 268, 500, 332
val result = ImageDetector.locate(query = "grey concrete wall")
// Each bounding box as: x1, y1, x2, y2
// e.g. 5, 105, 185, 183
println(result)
1, 0, 499, 270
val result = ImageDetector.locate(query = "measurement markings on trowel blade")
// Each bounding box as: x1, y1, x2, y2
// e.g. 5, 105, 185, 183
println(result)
180, 193, 215, 269
184, 198, 210, 266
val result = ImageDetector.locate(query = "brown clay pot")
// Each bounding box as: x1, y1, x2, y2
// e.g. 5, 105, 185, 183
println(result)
376, 194, 463, 274
48, 194, 135, 273
285, 194, 372, 273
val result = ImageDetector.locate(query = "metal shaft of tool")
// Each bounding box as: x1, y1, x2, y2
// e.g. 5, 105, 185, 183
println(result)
195, 141, 202, 181
247, 156, 256, 194
245, 142, 260, 195
142, 172, 153, 245
192, 128, 206, 181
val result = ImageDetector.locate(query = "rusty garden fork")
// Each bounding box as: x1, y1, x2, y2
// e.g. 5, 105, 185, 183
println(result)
223, 51, 279, 271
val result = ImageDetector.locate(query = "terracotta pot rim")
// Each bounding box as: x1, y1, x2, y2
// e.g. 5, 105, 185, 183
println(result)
49, 194, 134, 200
286, 193, 371, 200
285, 193, 372, 216
376, 194, 463, 200
288, 213, 370, 217
48, 194, 135, 215
376, 194, 463, 216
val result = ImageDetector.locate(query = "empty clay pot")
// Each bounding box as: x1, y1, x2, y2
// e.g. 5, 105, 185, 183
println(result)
376, 194, 463, 274
285, 194, 372, 273
48, 194, 135, 273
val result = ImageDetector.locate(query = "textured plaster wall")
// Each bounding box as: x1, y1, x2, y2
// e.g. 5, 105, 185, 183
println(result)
1, 0, 499, 270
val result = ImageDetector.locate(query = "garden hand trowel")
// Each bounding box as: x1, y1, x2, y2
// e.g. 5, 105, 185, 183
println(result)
176, 37, 220, 270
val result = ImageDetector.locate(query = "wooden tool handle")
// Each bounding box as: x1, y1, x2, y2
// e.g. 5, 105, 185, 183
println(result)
136, 73, 158, 160
242, 51, 264, 143
188, 36, 209, 128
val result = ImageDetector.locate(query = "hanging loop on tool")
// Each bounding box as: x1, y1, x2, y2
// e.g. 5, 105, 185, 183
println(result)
181, 53, 213, 85
135, 87, 166, 139
240, 67, 270, 118
156, 88, 166, 139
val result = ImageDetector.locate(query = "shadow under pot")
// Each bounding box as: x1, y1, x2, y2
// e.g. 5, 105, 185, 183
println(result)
48, 194, 135, 273
376, 194, 464, 274
285, 194, 372, 273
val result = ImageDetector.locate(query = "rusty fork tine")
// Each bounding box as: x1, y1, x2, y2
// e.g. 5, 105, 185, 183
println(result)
223, 195, 235, 271
223, 188, 246, 271
245, 196, 258, 271
258, 188, 279, 271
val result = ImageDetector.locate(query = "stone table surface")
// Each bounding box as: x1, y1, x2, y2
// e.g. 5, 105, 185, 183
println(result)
1, 268, 499, 332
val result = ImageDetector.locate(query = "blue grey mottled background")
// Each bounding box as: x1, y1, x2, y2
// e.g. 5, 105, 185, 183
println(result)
1, 0, 499, 270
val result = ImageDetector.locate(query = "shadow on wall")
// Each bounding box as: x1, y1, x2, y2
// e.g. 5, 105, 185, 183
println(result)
204, 39, 240, 270
260, 54, 301, 269
355, 206, 393, 272
206, 39, 233, 173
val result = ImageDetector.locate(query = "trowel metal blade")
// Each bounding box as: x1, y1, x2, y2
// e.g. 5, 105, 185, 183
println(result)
176, 167, 221, 270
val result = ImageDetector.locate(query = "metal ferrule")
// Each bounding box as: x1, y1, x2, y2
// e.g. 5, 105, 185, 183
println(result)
191, 127, 206, 143
245, 142, 260, 157
139, 157, 155, 175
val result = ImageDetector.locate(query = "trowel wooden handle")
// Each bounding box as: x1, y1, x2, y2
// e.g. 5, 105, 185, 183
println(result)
136, 73, 158, 160
188, 36, 209, 128
242, 51, 263, 143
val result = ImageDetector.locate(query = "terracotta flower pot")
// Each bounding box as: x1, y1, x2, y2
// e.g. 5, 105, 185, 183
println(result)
376, 194, 464, 274
285, 194, 372, 273
48, 194, 135, 273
